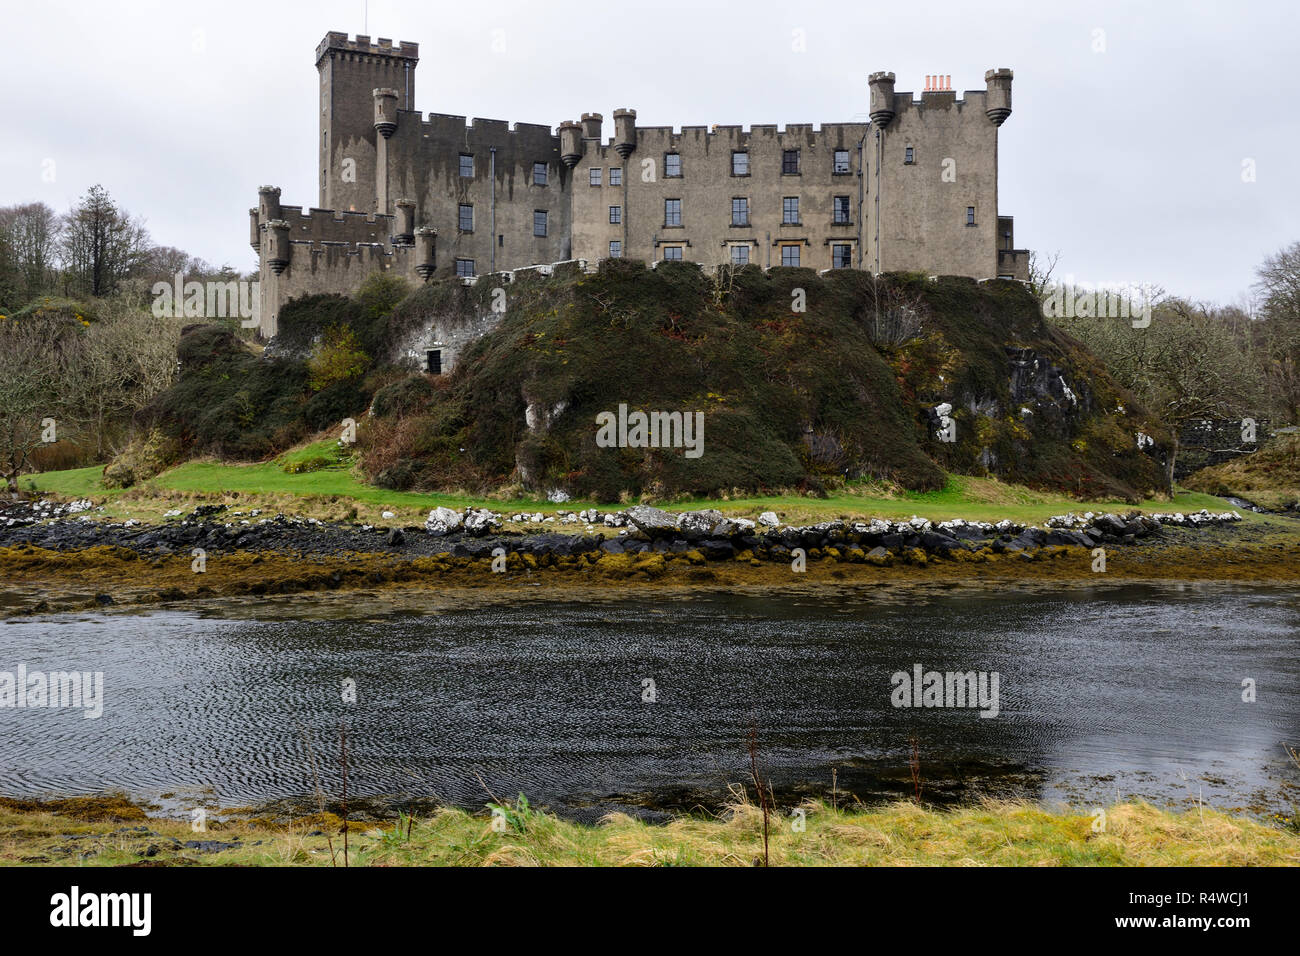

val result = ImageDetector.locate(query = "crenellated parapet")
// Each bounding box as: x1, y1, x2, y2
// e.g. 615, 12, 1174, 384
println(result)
315, 32, 418, 67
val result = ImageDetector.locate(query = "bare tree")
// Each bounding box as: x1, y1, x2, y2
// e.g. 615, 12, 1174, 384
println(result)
0, 314, 79, 493
0, 202, 61, 304
60, 185, 150, 298
1253, 241, 1300, 424
1057, 299, 1264, 485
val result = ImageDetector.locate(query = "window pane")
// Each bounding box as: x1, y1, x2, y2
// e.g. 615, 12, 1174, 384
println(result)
665, 199, 681, 226
730, 245, 749, 265
534, 210, 548, 236
610, 167, 622, 185
609, 205, 621, 224
731, 198, 748, 226
834, 150, 850, 174
781, 245, 800, 267
665, 153, 681, 176
834, 196, 850, 223
609, 240, 622, 258
663, 246, 683, 260
833, 244, 851, 268
732, 152, 748, 175
458, 204, 473, 231
783, 197, 798, 224
459, 154, 474, 177
589, 168, 602, 186
782, 149, 799, 174
533, 162, 547, 185
456, 259, 474, 277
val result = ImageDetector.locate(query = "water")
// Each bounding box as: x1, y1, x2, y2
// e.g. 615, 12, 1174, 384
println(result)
1, 583, 1297, 822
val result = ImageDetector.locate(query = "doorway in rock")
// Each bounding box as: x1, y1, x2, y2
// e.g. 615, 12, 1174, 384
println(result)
425, 349, 442, 375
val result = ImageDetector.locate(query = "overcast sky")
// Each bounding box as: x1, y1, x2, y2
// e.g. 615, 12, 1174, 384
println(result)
3, 0, 1295, 304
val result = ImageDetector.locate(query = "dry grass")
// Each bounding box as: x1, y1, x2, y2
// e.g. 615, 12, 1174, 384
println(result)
1, 794, 1296, 868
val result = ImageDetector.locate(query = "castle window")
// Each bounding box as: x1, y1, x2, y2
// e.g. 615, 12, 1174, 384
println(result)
458, 204, 473, 232
609, 167, 622, 186
966, 206, 976, 226
832, 244, 852, 269
534, 210, 548, 237
459, 154, 474, 177
455, 258, 475, 277
732, 151, 749, 176
833, 149, 851, 174
609, 205, 621, 224
665, 153, 682, 177
425, 349, 443, 375
663, 246, 683, 261
609, 240, 622, 258
730, 245, 750, 265
731, 198, 749, 226
589, 167, 602, 186
782, 149, 800, 175
780, 244, 800, 267
904, 146, 914, 165
533, 162, 548, 186
833, 196, 851, 225
782, 197, 800, 225
664, 198, 682, 227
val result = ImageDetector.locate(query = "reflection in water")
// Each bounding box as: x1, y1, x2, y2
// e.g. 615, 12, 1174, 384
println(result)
0, 583, 1297, 822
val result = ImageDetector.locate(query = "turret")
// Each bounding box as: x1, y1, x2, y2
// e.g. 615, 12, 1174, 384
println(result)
394, 199, 415, 245
581, 112, 603, 140
249, 209, 260, 250
868, 72, 897, 129
613, 108, 637, 159
373, 88, 400, 138
984, 68, 1013, 126
559, 121, 582, 168
257, 185, 282, 222
415, 226, 437, 279
265, 220, 291, 275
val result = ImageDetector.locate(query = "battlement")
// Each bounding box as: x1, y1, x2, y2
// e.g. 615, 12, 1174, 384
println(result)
268, 204, 395, 251
316, 31, 418, 65
412, 111, 560, 139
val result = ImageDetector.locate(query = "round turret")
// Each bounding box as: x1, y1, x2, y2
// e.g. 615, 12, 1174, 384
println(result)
984, 68, 1013, 126
249, 208, 260, 250
266, 220, 291, 275
868, 72, 897, 129
373, 88, 400, 138
613, 108, 637, 159
257, 185, 282, 221
415, 226, 437, 280
394, 199, 415, 245
581, 112, 603, 140
559, 121, 582, 168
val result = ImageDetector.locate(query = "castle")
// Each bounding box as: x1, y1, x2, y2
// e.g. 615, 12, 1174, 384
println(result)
251, 31, 1030, 357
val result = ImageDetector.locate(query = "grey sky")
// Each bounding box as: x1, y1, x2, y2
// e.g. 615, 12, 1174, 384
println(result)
4, 0, 1295, 304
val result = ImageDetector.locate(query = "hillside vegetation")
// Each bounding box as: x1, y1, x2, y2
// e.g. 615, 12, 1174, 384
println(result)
111, 261, 1171, 504
1184, 432, 1300, 511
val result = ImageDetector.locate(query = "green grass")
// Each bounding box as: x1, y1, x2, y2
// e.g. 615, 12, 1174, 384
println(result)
21, 457, 1252, 529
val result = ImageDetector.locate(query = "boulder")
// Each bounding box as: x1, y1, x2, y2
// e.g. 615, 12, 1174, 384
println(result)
463, 508, 501, 536
757, 511, 780, 527
678, 509, 724, 538
625, 504, 678, 538
425, 506, 463, 536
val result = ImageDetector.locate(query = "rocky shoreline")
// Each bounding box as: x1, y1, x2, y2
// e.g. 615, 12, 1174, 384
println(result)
0, 498, 1245, 566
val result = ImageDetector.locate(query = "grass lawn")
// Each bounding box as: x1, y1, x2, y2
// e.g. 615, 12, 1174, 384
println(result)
21, 442, 1249, 527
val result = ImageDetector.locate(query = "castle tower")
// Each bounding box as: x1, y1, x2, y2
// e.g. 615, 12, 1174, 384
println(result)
984, 68, 1013, 126
373, 88, 399, 138
581, 112, 603, 141
316, 33, 419, 212
559, 121, 582, 167
394, 199, 416, 245
613, 109, 637, 158
868, 72, 897, 128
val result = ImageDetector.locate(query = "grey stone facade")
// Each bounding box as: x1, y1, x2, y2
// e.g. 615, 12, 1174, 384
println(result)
250, 34, 1031, 355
